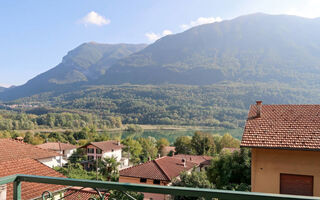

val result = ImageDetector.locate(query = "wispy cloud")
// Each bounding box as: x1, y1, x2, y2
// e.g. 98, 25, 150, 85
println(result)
145, 29, 173, 42
79, 11, 110, 26
180, 17, 222, 30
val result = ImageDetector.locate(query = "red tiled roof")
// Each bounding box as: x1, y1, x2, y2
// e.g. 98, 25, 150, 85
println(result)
82, 140, 123, 152
173, 154, 212, 166
0, 139, 60, 162
37, 142, 77, 151
119, 156, 197, 181
0, 158, 66, 200
241, 104, 320, 150
64, 187, 109, 200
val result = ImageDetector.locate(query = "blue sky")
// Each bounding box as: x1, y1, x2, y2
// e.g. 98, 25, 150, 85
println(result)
0, 0, 319, 87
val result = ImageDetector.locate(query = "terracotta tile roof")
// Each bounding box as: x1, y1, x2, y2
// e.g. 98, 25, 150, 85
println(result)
64, 187, 109, 200
82, 140, 123, 152
119, 156, 197, 181
173, 154, 212, 166
0, 158, 66, 200
37, 142, 77, 151
0, 139, 60, 162
241, 104, 320, 150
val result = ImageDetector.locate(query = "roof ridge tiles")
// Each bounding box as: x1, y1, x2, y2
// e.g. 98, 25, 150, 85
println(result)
154, 157, 171, 181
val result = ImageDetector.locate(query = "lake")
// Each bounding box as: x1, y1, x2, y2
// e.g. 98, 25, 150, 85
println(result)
100, 128, 243, 143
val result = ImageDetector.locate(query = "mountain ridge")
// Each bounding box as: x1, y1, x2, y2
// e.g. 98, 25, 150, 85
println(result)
2, 13, 320, 100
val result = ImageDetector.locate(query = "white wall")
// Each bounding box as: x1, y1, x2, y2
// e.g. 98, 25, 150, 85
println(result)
38, 156, 61, 168
64, 149, 75, 158
103, 149, 122, 162
0, 184, 6, 200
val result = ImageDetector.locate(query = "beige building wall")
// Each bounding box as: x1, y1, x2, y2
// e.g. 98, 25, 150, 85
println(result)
251, 148, 320, 196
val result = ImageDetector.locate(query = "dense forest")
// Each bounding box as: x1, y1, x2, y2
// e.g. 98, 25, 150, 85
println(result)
4, 83, 320, 129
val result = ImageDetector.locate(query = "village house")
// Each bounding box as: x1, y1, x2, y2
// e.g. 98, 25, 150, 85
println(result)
37, 142, 77, 166
0, 138, 61, 168
119, 155, 211, 200
0, 158, 67, 200
172, 154, 212, 170
241, 101, 320, 196
81, 140, 128, 169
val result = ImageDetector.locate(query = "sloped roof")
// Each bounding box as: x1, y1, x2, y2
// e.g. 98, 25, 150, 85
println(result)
64, 187, 109, 200
0, 139, 60, 162
82, 140, 123, 152
37, 142, 77, 151
241, 104, 320, 150
173, 154, 212, 166
0, 158, 66, 200
119, 156, 197, 181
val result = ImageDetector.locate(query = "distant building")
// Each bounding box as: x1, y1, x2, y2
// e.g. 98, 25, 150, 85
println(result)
241, 101, 320, 197
161, 146, 176, 156
64, 187, 109, 200
119, 155, 211, 200
81, 140, 128, 170
0, 158, 67, 200
37, 142, 77, 166
172, 154, 212, 170
0, 139, 61, 168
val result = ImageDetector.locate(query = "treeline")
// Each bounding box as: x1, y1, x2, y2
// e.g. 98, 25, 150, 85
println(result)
12, 83, 320, 128
0, 109, 122, 130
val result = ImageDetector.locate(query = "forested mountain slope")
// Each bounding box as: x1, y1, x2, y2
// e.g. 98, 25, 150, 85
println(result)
2, 13, 320, 104
0, 43, 146, 100
102, 13, 320, 85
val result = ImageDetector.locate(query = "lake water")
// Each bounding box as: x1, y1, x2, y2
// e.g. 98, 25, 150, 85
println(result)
100, 128, 243, 143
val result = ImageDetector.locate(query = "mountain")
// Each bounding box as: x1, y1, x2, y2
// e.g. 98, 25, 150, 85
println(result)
101, 13, 320, 85
0, 43, 146, 100
3, 13, 320, 101
0, 87, 5, 93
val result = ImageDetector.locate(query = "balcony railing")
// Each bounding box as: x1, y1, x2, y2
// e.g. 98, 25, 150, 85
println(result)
0, 174, 320, 200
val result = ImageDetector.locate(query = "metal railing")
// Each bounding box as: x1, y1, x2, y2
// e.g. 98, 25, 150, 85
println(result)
0, 174, 320, 200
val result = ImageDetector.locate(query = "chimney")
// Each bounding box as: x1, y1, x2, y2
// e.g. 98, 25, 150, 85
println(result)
256, 101, 262, 118
117, 141, 121, 146
182, 159, 186, 168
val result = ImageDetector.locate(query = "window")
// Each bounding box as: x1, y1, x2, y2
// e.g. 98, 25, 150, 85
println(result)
140, 178, 147, 183
97, 156, 101, 160
96, 149, 102, 154
111, 149, 114, 152
88, 156, 94, 161
153, 180, 160, 185
87, 148, 94, 154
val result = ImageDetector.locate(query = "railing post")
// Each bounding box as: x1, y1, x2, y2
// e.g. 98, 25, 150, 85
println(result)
13, 179, 21, 200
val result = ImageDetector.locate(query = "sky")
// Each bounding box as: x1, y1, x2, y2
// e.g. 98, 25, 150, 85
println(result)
0, 0, 320, 87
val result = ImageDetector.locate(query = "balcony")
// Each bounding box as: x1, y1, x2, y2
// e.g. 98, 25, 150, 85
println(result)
0, 174, 319, 200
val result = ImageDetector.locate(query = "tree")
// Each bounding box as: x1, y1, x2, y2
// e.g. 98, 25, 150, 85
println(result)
220, 133, 240, 150
174, 136, 192, 155
191, 132, 215, 156
99, 156, 120, 181
138, 137, 158, 162
23, 131, 34, 144
207, 148, 251, 191
157, 138, 170, 155
122, 138, 143, 164
172, 171, 213, 200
